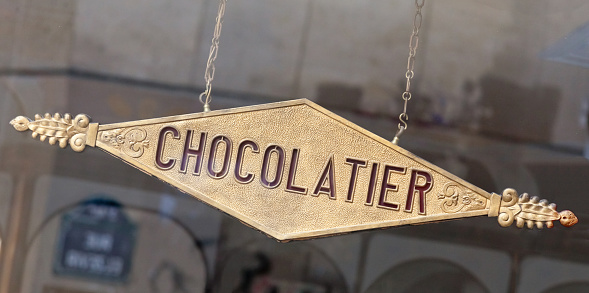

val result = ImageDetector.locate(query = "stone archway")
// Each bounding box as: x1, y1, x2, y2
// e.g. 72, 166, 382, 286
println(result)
364, 258, 489, 293
20, 205, 207, 293
214, 238, 349, 293
543, 282, 589, 293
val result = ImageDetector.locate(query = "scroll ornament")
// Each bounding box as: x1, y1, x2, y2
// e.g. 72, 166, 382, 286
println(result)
438, 183, 487, 213
100, 128, 150, 158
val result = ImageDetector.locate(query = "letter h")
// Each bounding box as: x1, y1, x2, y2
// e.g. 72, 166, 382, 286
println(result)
180, 130, 207, 175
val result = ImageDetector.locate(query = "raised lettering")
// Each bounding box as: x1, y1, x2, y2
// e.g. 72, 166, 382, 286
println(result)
405, 170, 433, 214
180, 130, 207, 175
207, 135, 232, 179
377, 165, 406, 210
365, 162, 379, 206
260, 145, 285, 189
155, 126, 179, 170
234, 140, 259, 184
286, 148, 307, 194
312, 155, 336, 199
345, 158, 367, 202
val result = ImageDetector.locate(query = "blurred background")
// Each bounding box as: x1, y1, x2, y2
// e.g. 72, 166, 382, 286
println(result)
1, 0, 589, 292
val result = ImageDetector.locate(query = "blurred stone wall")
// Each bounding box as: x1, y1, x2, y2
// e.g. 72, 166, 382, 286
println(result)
1, 0, 589, 146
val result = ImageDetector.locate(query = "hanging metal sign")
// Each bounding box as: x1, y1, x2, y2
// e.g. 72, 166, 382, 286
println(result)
10, 99, 577, 241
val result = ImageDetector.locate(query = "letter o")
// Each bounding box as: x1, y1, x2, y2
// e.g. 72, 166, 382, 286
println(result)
207, 135, 232, 179
260, 145, 285, 189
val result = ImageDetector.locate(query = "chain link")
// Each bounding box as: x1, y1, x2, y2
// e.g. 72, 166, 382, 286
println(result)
393, 0, 424, 145
199, 0, 227, 112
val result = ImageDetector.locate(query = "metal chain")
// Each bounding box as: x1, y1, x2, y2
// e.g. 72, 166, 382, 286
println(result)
393, 0, 424, 145
199, 0, 227, 112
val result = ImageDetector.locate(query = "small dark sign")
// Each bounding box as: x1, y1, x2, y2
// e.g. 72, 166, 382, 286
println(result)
54, 197, 137, 283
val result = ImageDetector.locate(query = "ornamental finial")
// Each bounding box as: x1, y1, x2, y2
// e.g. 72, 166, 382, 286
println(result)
491, 188, 578, 229
10, 113, 93, 152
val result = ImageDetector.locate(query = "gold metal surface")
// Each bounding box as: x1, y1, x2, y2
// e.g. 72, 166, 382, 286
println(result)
10, 99, 577, 241
10, 113, 92, 152
488, 189, 578, 229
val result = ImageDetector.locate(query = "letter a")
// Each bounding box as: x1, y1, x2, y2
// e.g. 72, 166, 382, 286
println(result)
312, 155, 336, 199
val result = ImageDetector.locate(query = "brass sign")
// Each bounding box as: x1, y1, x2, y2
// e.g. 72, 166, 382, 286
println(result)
10, 99, 577, 241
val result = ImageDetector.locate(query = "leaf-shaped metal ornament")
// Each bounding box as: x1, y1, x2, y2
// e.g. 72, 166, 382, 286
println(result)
9, 100, 578, 241
491, 189, 578, 229
10, 113, 95, 152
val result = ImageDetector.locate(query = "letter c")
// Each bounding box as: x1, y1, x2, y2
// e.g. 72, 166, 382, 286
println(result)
155, 126, 180, 170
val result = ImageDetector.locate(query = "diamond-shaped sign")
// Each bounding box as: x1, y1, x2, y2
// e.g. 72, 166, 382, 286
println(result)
10, 99, 578, 241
